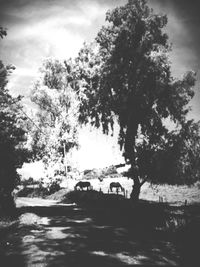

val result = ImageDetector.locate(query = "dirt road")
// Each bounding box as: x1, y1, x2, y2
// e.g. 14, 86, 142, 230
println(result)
0, 197, 180, 266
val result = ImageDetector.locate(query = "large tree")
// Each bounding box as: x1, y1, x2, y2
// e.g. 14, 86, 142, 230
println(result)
28, 59, 79, 177
0, 28, 27, 211
73, 0, 199, 200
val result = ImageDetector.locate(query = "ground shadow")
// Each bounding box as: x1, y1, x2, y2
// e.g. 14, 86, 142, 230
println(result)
1, 195, 200, 266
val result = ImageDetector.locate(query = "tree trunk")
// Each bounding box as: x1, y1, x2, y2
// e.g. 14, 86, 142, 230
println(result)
0, 188, 16, 216
124, 101, 142, 202
130, 174, 141, 202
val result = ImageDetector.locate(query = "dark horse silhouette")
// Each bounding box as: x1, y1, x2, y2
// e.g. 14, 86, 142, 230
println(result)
110, 182, 124, 193
74, 181, 92, 191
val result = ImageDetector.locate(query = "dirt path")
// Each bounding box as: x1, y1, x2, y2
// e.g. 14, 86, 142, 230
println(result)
16, 197, 59, 207
0, 197, 180, 266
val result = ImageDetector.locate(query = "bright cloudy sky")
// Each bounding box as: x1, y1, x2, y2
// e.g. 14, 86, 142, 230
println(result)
0, 0, 200, 170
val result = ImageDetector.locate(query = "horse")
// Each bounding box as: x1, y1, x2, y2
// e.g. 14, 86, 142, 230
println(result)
74, 181, 92, 191
109, 182, 124, 193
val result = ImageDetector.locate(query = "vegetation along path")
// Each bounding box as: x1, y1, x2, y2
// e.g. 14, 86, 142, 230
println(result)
0, 197, 181, 267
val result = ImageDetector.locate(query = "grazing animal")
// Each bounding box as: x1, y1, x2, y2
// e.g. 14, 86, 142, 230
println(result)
110, 182, 124, 193
74, 181, 92, 191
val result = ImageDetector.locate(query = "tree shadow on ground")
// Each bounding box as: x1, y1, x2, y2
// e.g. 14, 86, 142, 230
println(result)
1, 193, 200, 266
14, 199, 181, 266
0, 227, 27, 267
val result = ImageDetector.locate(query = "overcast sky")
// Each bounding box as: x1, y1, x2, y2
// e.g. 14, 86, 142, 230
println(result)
0, 0, 200, 168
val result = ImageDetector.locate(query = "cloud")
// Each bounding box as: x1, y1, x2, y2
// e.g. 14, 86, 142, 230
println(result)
0, 0, 110, 97
0, 0, 112, 62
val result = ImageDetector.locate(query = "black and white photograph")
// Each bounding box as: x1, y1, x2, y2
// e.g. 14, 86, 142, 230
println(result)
0, 0, 200, 266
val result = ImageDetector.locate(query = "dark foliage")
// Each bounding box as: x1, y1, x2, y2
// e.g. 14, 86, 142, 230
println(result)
0, 27, 28, 213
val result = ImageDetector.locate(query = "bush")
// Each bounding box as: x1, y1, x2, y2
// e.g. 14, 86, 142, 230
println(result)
17, 186, 49, 198
48, 181, 61, 195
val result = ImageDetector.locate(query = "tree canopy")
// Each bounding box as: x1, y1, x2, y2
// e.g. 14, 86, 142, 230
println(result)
71, 0, 199, 199
28, 59, 79, 176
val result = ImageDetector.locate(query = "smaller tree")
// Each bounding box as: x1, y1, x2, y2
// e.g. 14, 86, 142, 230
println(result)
28, 59, 79, 178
